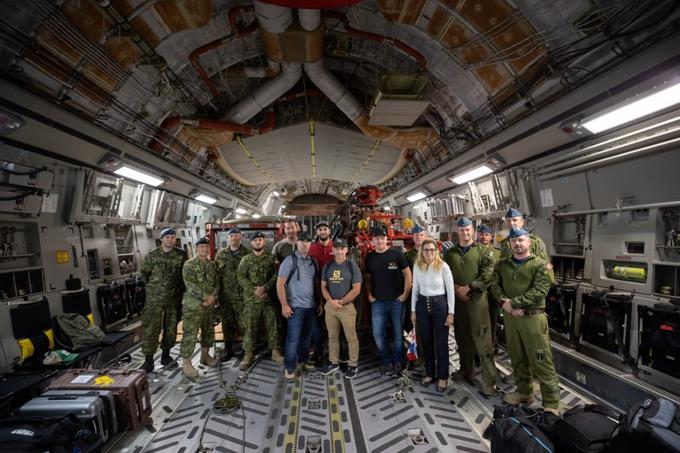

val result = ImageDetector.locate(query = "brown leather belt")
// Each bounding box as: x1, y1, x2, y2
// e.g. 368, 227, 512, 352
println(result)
526, 308, 546, 315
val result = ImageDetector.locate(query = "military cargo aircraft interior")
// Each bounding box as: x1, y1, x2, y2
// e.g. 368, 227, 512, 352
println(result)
0, 0, 680, 452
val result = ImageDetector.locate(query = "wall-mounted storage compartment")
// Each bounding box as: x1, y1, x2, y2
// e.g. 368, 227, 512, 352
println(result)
553, 256, 586, 281
0, 222, 44, 300
602, 259, 647, 284
638, 303, 680, 379
653, 264, 680, 298
552, 215, 586, 256
546, 283, 578, 341
580, 292, 633, 362
656, 207, 680, 262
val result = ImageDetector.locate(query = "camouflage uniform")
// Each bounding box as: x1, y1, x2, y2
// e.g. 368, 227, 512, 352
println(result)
490, 254, 559, 408
215, 245, 250, 341
237, 253, 279, 352
405, 248, 418, 269
179, 257, 218, 359
480, 244, 502, 348
140, 247, 186, 356
444, 243, 497, 385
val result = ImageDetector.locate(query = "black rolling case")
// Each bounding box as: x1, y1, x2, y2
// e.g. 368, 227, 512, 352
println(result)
0, 413, 102, 453
17, 390, 116, 443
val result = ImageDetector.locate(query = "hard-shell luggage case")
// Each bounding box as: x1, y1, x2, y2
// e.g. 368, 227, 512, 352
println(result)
47, 368, 151, 430
17, 391, 114, 443
0, 413, 103, 453
42, 389, 118, 436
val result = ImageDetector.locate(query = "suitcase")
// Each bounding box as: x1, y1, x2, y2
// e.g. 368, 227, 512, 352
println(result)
47, 368, 151, 430
0, 413, 103, 453
17, 391, 115, 443
42, 389, 118, 436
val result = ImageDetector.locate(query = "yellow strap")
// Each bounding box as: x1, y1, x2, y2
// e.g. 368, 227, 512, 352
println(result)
86, 313, 95, 326
17, 338, 34, 360
43, 328, 55, 350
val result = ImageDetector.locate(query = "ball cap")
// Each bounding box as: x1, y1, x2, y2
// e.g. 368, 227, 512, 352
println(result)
370, 226, 387, 237
333, 238, 348, 248
296, 232, 313, 242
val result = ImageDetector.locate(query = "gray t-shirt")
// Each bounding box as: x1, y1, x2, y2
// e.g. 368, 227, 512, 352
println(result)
278, 251, 316, 308
322, 260, 362, 300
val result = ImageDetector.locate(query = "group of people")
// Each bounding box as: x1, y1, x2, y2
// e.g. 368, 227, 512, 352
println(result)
139, 208, 560, 414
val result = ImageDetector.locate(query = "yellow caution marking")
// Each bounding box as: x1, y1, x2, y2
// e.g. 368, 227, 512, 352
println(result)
283, 376, 303, 449
309, 119, 317, 178
327, 377, 346, 453
236, 136, 273, 181
351, 139, 380, 182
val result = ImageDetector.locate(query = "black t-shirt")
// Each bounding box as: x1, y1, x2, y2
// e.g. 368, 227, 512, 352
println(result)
365, 248, 409, 301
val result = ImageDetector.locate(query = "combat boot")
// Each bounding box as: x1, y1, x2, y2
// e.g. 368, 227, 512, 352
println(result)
182, 359, 199, 378
239, 352, 254, 370
141, 356, 154, 373
200, 347, 218, 367
220, 342, 234, 362
160, 350, 177, 368
271, 349, 284, 365
503, 392, 535, 405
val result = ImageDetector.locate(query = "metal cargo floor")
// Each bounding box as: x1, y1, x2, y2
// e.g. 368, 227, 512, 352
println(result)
105, 342, 593, 453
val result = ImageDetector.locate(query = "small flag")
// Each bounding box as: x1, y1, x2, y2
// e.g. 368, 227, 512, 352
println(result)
406, 328, 418, 361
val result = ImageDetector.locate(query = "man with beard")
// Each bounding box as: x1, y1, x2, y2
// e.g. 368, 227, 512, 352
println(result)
499, 208, 553, 282
238, 231, 283, 370
444, 217, 498, 395
272, 220, 299, 265
215, 227, 249, 361
490, 227, 559, 415
308, 222, 334, 367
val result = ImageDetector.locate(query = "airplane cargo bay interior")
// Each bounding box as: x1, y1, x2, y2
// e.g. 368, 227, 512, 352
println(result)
0, 1, 680, 452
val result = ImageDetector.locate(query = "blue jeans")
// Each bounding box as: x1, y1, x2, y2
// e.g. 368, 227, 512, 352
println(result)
284, 307, 314, 372
371, 300, 404, 366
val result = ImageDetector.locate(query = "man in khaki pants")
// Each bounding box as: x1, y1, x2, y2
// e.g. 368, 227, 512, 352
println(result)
319, 239, 362, 379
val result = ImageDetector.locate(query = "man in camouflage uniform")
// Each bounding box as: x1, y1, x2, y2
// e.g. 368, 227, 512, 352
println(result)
238, 231, 284, 370
140, 227, 187, 373
477, 224, 502, 349
405, 225, 427, 268
490, 227, 559, 415
180, 237, 219, 378
444, 217, 498, 395
215, 227, 250, 362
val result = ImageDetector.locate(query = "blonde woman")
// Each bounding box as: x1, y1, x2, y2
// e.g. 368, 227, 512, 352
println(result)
410, 239, 455, 391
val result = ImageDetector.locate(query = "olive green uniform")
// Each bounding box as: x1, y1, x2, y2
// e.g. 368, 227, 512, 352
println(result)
490, 255, 559, 408
215, 245, 250, 341
481, 244, 502, 348
237, 253, 279, 353
444, 243, 497, 385
140, 247, 186, 356
500, 234, 554, 282
405, 248, 418, 268
180, 257, 218, 359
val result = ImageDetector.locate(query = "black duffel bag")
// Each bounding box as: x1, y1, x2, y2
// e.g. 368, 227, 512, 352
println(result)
553, 404, 621, 453
0, 413, 102, 453
614, 397, 680, 453
486, 405, 555, 453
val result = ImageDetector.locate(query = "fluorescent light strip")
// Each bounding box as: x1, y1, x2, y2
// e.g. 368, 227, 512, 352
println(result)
114, 165, 164, 187
272, 191, 280, 197
580, 114, 680, 152
582, 82, 680, 134
252, 213, 262, 219
450, 164, 493, 184
406, 191, 427, 202
195, 194, 217, 204
235, 207, 247, 214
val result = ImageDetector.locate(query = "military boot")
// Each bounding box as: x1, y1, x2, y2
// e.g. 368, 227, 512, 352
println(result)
182, 359, 198, 378
141, 356, 154, 373
160, 350, 177, 368
220, 342, 234, 362
239, 351, 254, 370
503, 392, 535, 405
200, 347, 218, 367
271, 349, 284, 365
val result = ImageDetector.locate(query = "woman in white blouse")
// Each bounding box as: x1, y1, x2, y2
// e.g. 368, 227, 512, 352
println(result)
410, 238, 455, 391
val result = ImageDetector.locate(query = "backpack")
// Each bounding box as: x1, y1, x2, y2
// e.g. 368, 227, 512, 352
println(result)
614, 397, 680, 453
285, 254, 320, 287
553, 404, 622, 453
487, 405, 555, 453
52, 313, 105, 351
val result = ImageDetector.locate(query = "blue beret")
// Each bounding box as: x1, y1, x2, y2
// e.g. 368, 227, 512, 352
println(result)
505, 208, 523, 218
160, 227, 176, 238
478, 224, 491, 234
227, 227, 241, 235
195, 236, 210, 246
456, 217, 472, 228
251, 231, 265, 240
411, 225, 425, 233
508, 226, 529, 238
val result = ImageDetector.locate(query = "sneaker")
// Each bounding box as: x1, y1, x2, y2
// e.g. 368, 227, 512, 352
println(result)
284, 369, 296, 381
304, 361, 316, 371
379, 364, 394, 376
344, 366, 358, 379
320, 363, 339, 375
503, 392, 535, 405
543, 406, 560, 416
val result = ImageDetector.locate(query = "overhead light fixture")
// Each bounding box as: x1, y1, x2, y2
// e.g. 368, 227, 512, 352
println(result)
581, 81, 680, 134
252, 213, 262, 219
406, 191, 427, 202
114, 165, 164, 187
235, 207, 247, 215
194, 194, 217, 204
448, 164, 493, 185
272, 190, 280, 197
